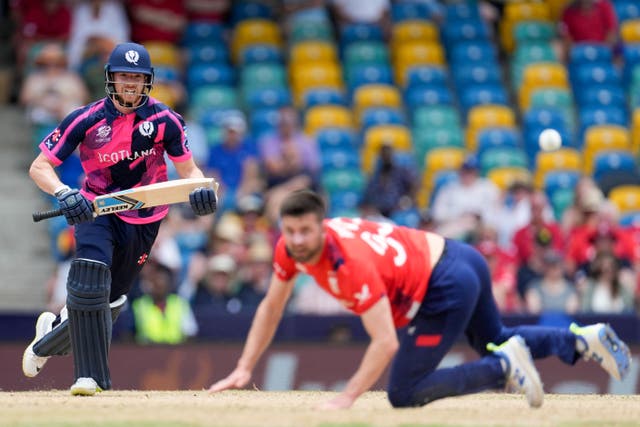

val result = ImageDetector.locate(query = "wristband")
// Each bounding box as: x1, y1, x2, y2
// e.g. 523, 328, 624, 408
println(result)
54, 185, 72, 198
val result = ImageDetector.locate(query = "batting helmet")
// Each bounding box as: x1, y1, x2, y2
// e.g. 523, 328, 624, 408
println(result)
104, 42, 154, 108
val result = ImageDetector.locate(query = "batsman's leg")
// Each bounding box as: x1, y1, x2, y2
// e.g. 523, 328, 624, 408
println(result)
22, 295, 128, 378
66, 258, 112, 395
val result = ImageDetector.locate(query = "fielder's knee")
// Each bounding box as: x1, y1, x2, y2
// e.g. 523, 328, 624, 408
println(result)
387, 387, 415, 408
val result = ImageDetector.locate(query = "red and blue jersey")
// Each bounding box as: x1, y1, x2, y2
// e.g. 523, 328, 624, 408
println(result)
273, 218, 434, 328
39, 97, 192, 224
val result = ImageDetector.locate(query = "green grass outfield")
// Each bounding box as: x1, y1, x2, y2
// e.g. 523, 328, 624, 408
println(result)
2, 390, 640, 427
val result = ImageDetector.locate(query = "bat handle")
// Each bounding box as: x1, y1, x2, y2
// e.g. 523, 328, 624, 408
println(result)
32, 208, 63, 222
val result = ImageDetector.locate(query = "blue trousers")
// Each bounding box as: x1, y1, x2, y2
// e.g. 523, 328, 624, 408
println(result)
387, 239, 579, 407
74, 215, 161, 303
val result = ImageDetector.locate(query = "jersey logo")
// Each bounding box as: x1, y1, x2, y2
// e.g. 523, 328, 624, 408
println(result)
354, 284, 371, 306
125, 50, 140, 65
96, 125, 111, 144
139, 121, 154, 137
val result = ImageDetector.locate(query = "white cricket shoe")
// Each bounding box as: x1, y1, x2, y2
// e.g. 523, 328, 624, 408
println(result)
22, 311, 56, 377
70, 377, 103, 396
488, 335, 544, 408
570, 322, 632, 381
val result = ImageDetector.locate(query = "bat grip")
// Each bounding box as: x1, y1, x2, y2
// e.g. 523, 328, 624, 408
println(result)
32, 208, 63, 222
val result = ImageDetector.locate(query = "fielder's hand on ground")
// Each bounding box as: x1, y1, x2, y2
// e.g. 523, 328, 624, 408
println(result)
316, 393, 356, 410
189, 187, 217, 216
208, 367, 251, 393
56, 187, 94, 225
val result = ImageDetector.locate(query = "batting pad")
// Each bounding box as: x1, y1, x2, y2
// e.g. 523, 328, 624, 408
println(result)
33, 295, 127, 357
66, 258, 112, 390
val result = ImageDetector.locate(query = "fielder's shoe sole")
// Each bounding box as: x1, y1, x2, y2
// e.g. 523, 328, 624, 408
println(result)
488, 335, 544, 408
22, 311, 56, 377
570, 322, 632, 381
70, 377, 103, 396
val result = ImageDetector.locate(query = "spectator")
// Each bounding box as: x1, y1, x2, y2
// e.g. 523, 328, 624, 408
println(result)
282, 0, 330, 35
206, 113, 263, 211
361, 142, 417, 218
185, 0, 230, 22
233, 239, 271, 310
131, 258, 198, 344
19, 42, 88, 127
491, 181, 534, 248
558, 0, 618, 61
512, 190, 565, 267
476, 239, 520, 313
11, 0, 71, 72
561, 176, 603, 234
516, 227, 558, 300
259, 106, 321, 222
524, 250, 579, 315
431, 154, 501, 242
579, 251, 635, 314
76, 35, 116, 100
126, 0, 187, 44
66, 0, 130, 72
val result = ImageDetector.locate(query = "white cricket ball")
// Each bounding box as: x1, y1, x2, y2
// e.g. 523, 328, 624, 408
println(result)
538, 128, 562, 151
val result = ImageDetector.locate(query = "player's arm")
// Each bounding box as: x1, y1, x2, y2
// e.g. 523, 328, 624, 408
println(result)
320, 296, 399, 410
29, 152, 67, 196
208, 274, 296, 393
173, 157, 205, 179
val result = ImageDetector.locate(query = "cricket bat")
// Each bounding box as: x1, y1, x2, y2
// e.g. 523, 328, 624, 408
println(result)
32, 178, 219, 222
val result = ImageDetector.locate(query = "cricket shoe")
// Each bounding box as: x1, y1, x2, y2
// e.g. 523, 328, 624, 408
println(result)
22, 311, 56, 377
70, 377, 103, 396
570, 322, 632, 381
488, 335, 544, 408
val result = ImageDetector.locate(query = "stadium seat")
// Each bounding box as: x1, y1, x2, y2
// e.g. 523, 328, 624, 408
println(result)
476, 128, 522, 159
391, 2, 434, 22
186, 64, 234, 91
305, 105, 354, 135
500, 1, 550, 52
353, 84, 402, 115
230, 1, 273, 24
243, 87, 291, 111
572, 63, 621, 87
321, 168, 366, 193
394, 42, 445, 85
614, 0, 640, 23
321, 148, 360, 170
290, 20, 334, 44
232, 19, 282, 62
316, 128, 358, 150
391, 20, 439, 47
452, 64, 503, 89
466, 104, 516, 150
621, 19, 640, 44
450, 41, 498, 64
445, 2, 481, 21
340, 23, 384, 44
240, 44, 283, 65
346, 64, 394, 91
513, 21, 555, 46
145, 42, 181, 68
543, 170, 581, 200
479, 147, 529, 176
459, 85, 509, 119
569, 43, 613, 65
534, 148, 582, 188
182, 22, 225, 46
360, 107, 405, 131
404, 85, 453, 110
302, 88, 347, 110
362, 125, 412, 172
413, 127, 465, 168
441, 20, 490, 46
421, 147, 466, 201
412, 105, 460, 129
250, 108, 279, 138
189, 86, 238, 116
608, 185, 640, 214
487, 167, 533, 190
575, 85, 626, 109
592, 150, 638, 182
290, 41, 338, 65
240, 63, 286, 89
343, 42, 389, 66
583, 125, 632, 173
404, 66, 448, 89
185, 44, 229, 65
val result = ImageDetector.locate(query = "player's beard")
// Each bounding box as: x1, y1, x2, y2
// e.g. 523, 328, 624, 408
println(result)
288, 240, 323, 264
117, 88, 142, 108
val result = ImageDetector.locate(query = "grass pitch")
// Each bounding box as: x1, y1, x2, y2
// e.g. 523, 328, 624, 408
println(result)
2, 390, 639, 427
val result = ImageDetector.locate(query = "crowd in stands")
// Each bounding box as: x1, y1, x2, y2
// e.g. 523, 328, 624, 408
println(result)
3, 0, 640, 344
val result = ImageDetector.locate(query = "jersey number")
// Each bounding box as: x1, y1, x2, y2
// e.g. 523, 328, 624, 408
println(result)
329, 219, 407, 266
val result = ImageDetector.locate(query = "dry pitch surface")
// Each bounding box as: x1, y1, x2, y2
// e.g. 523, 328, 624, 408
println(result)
2, 391, 639, 427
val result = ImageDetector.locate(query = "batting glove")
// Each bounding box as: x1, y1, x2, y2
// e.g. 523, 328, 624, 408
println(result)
56, 186, 94, 226
189, 187, 217, 216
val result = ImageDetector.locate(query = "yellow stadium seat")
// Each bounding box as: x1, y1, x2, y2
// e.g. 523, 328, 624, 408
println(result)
304, 105, 354, 135
465, 104, 516, 150
583, 125, 632, 174
145, 42, 181, 68
392, 20, 439, 45
519, 63, 569, 110
394, 42, 445, 85
500, 2, 550, 52
621, 19, 640, 44
362, 125, 412, 173
487, 167, 533, 190
353, 84, 402, 118
633, 109, 640, 152
422, 147, 466, 187
291, 62, 344, 100
150, 83, 179, 109
534, 147, 582, 188
609, 185, 640, 214
232, 19, 282, 62
546, 0, 571, 20
290, 41, 338, 65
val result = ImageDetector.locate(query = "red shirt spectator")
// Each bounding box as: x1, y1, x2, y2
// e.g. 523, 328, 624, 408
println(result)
185, 0, 229, 22
559, 0, 617, 44
13, 0, 71, 42
566, 221, 640, 269
127, 0, 187, 43
476, 240, 520, 313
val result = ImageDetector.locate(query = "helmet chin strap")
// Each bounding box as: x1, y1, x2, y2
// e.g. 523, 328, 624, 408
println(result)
111, 93, 148, 109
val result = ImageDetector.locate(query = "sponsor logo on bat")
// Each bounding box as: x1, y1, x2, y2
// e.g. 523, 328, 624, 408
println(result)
96, 195, 145, 214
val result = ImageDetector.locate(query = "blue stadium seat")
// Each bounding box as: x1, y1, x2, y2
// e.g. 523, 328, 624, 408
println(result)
404, 85, 453, 109
240, 44, 283, 65
571, 63, 621, 87
445, 2, 481, 22
614, 0, 640, 23
476, 128, 521, 159
405, 66, 448, 89
250, 108, 279, 138
575, 85, 627, 109
391, 2, 433, 22
244, 87, 292, 111
317, 128, 359, 150
569, 43, 613, 65
441, 20, 490, 46
523, 107, 570, 130
321, 148, 360, 170
543, 170, 581, 200
360, 108, 406, 131
622, 44, 640, 85
390, 207, 421, 228
430, 170, 459, 204
452, 64, 503, 89
458, 84, 508, 117
185, 44, 229, 65
303, 88, 347, 109
579, 105, 629, 136
230, 2, 273, 25
450, 41, 498, 64
153, 66, 180, 83
341, 23, 384, 44
182, 22, 225, 46
346, 64, 394, 91
328, 190, 361, 216
186, 64, 235, 92
593, 150, 638, 181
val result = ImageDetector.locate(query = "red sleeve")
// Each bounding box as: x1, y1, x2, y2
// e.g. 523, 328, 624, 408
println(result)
601, 0, 617, 32
272, 237, 298, 282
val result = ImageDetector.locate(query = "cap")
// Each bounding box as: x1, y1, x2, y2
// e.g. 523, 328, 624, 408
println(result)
248, 240, 273, 262
208, 254, 237, 274
222, 113, 247, 134
534, 227, 553, 247
236, 194, 264, 215
35, 43, 67, 67
214, 214, 244, 243
580, 188, 604, 212
460, 154, 479, 170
